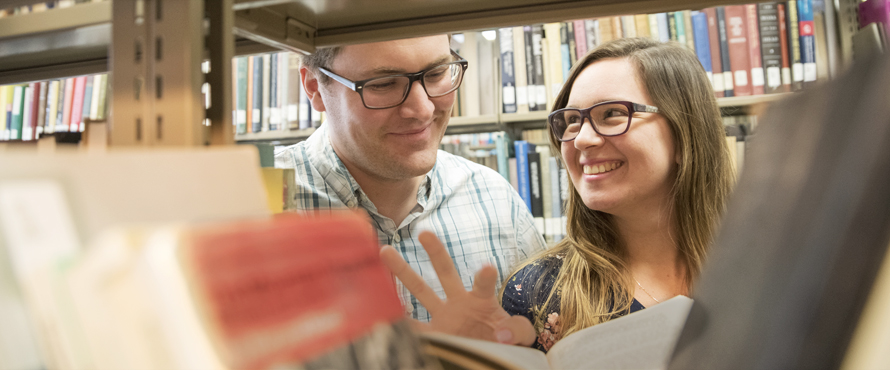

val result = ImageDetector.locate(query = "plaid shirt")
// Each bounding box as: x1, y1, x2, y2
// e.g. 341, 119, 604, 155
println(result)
275, 124, 547, 321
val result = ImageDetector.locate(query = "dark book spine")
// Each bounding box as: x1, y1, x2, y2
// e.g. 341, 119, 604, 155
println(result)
786, 0, 804, 91
523, 26, 539, 111
705, 8, 725, 97
759, 3, 784, 94
716, 7, 735, 97
527, 150, 545, 234
498, 28, 518, 114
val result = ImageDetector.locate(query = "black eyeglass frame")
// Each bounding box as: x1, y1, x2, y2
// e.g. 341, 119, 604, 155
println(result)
317, 50, 469, 109
548, 101, 660, 142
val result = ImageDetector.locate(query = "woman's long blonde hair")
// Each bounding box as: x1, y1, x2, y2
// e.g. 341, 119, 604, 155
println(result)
503, 38, 735, 339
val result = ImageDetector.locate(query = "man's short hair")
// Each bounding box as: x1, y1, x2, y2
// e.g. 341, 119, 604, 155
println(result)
300, 46, 341, 84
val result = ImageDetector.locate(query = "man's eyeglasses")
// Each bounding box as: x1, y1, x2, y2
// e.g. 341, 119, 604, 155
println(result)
548, 101, 660, 141
318, 50, 469, 109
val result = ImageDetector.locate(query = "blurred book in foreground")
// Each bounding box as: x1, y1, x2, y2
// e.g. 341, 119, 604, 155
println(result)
67, 212, 429, 369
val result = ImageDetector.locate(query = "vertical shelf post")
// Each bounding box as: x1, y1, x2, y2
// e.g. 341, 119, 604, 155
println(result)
206, 0, 235, 145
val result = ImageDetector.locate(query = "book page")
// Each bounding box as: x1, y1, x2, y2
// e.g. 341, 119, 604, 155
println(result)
422, 332, 550, 370
546, 296, 693, 370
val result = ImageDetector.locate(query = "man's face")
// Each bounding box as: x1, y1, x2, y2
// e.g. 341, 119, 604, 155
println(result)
311, 35, 455, 182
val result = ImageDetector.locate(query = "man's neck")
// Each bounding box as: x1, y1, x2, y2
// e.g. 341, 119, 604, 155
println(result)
353, 171, 424, 226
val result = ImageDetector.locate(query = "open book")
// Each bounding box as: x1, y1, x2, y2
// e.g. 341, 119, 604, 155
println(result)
422, 295, 693, 370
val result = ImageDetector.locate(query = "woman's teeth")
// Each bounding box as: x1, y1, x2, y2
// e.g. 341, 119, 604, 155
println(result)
583, 161, 621, 175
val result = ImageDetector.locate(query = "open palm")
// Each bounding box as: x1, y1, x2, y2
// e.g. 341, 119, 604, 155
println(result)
379, 230, 535, 345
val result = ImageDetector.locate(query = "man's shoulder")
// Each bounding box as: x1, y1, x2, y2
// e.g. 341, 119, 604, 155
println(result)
274, 141, 312, 169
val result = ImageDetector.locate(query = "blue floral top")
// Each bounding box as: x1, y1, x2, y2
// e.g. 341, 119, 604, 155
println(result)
501, 255, 646, 352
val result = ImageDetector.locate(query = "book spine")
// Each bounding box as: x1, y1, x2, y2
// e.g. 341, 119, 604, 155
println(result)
676, 12, 688, 44
268, 53, 279, 131
46, 80, 59, 134
621, 15, 637, 38
759, 3, 784, 94
498, 28, 518, 114
60, 77, 74, 132
668, 12, 679, 42
777, 3, 793, 92
89, 75, 102, 120
716, 7, 735, 97
287, 54, 302, 130
252, 55, 263, 132
610, 16, 623, 39
584, 19, 598, 50
648, 14, 660, 40
692, 11, 714, 88
656, 13, 671, 42
797, 0, 817, 85
745, 4, 766, 95
261, 54, 271, 132
683, 10, 696, 50
573, 20, 588, 58
70, 76, 86, 131
527, 150, 544, 234
786, 0, 804, 91
36, 81, 47, 137
31, 82, 43, 140
523, 26, 538, 112
512, 26, 529, 114
514, 140, 532, 212
559, 23, 572, 83
531, 25, 548, 111
635, 14, 651, 38
565, 22, 577, 65
235, 57, 247, 134
495, 132, 510, 181
11, 85, 24, 140
96, 74, 108, 120
549, 156, 563, 241
0, 86, 7, 140
278, 53, 289, 131
21, 85, 32, 140
598, 17, 615, 44
538, 147, 552, 241
81, 75, 93, 123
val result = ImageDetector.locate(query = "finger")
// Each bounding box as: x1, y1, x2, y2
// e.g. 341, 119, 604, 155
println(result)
418, 231, 466, 298
470, 265, 498, 300
495, 315, 537, 346
380, 245, 444, 312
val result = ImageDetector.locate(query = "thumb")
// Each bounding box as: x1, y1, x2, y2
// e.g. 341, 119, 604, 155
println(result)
494, 315, 537, 346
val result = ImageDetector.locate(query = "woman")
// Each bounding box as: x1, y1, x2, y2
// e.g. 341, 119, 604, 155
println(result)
379, 37, 734, 350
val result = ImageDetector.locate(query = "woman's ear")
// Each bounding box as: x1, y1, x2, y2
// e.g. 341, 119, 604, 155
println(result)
300, 66, 326, 112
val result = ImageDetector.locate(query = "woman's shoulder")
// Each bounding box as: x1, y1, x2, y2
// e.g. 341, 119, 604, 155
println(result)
501, 253, 565, 314
507, 253, 565, 287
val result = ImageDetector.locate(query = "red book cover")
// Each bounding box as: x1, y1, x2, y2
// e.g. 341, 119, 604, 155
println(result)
724, 5, 753, 96
28, 82, 41, 140
777, 3, 793, 92
704, 8, 725, 98
69, 76, 87, 132
181, 211, 404, 370
745, 4, 765, 95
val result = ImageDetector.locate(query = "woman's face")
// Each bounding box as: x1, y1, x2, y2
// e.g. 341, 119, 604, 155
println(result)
561, 57, 678, 218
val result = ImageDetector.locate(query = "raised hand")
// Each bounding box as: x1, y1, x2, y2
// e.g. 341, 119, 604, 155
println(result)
379, 230, 535, 346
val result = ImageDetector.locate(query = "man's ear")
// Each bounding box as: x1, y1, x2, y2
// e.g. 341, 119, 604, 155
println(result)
300, 66, 327, 112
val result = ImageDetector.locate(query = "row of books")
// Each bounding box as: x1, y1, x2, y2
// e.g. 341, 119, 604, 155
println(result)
451, 0, 829, 117
0, 74, 108, 141
232, 53, 322, 135
440, 131, 568, 243
0, 0, 102, 16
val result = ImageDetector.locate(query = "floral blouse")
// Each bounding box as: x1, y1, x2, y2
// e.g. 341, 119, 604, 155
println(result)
501, 255, 646, 352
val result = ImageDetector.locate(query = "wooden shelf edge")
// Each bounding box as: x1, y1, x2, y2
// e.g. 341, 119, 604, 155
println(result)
0, 1, 111, 40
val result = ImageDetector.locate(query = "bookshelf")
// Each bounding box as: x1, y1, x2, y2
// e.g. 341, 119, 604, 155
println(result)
0, 0, 863, 147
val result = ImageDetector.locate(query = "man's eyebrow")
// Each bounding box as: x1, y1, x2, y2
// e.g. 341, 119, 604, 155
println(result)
366, 54, 453, 76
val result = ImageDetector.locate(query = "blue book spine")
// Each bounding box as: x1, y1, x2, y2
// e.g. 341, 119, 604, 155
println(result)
692, 12, 713, 77
82, 77, 93, 121
797, 0, 817, 83
514, 140, 532, 212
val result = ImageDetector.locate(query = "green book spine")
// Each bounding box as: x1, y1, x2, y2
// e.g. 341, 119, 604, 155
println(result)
11, 85, 25, 140
236, 57, 248, 134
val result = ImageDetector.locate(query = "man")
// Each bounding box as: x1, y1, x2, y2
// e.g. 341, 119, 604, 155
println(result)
275, 34, 546, 321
